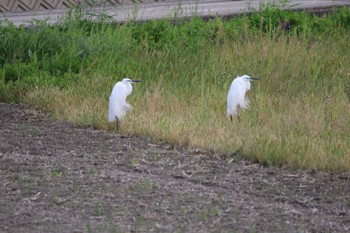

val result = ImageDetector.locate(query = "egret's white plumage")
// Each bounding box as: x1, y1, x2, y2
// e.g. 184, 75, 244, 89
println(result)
108, 78, 141, 127
227, 75, 259, 121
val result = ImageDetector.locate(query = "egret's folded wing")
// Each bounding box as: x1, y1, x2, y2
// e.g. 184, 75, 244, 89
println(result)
227, 82, 243, 116
240, 96, 250, 109
122, 102, 133, 112
108, 97, 117, 122
109, 83, 129, 121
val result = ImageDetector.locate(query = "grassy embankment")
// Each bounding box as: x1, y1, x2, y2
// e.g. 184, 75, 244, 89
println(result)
1, 3, 349, 170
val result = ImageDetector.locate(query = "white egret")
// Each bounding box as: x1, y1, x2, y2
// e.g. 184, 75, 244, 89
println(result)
108, 78, 141, 130
227, 75, 259, 121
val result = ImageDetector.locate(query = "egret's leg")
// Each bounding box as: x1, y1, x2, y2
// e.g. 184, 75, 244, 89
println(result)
230, 116, 233, 122
115, 117, 119, 131
236, 106, 241, 122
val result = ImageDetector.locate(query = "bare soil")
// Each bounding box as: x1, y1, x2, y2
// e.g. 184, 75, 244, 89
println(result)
0, 102, 349, 233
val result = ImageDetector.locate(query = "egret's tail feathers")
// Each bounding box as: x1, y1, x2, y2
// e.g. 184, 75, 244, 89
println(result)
108, 102, 133, 122
241, 98, 250, 109
122, 102, 133, 112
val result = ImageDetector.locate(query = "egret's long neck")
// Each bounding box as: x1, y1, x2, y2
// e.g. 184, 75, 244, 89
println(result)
125, 83, 133, 96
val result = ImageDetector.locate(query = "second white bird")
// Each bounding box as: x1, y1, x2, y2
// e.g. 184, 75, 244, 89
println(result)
227, 75, 259, 121
109, 78, 141, 130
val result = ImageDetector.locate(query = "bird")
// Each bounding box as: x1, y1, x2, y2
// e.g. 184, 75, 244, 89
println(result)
108, 78, 141, 130
227, 75, 259, 121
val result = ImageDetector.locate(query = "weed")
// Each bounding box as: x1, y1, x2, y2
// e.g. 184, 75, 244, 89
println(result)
147, 149, 161, 162
346, 197, 350, 207
132, 179, 152, 192
133, 216, 145, 231
94, 202, 104, 216
20, 177, 35, 197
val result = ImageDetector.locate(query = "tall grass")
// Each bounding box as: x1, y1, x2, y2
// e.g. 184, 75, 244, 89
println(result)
1, 5, 349, 170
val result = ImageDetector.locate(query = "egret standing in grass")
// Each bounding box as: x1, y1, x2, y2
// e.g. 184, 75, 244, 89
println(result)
227, 75, 260, 121
109, 78, 141, 130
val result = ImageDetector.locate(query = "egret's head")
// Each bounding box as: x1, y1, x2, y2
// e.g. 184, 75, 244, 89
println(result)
122, 78, 142, 83
241, 75, 260, 82
239, 75, 259, 91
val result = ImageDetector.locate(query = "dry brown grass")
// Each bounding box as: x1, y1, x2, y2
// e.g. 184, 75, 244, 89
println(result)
23, 33, 350, 171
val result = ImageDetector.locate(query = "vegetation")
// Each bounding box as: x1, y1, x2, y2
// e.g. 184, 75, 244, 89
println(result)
1, 2, 349, 170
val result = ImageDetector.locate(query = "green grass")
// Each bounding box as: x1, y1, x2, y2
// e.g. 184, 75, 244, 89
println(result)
1, 4, 349, 171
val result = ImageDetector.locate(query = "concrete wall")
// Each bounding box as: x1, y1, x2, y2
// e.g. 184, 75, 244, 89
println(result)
0, 0, 174, 13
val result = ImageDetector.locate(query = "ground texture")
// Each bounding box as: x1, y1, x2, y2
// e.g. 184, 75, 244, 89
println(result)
0, 103, 349, 233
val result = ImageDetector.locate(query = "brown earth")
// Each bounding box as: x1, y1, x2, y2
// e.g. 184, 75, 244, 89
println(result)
0, 102, 349, 233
